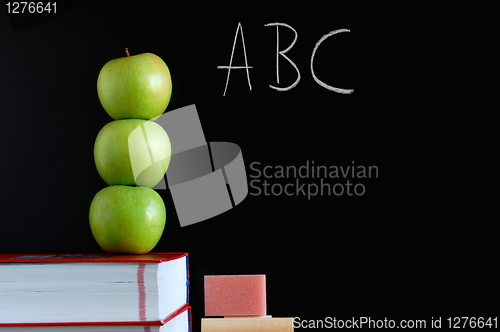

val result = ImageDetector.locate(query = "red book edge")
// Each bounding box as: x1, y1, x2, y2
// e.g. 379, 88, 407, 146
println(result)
0, 304, 191, 327
0, 252, 188, 263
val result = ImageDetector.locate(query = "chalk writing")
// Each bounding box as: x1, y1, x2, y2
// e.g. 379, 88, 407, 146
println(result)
311, 29, 353, 94
218, 22, 354, 95
217, 22, 253, 97
265, 22, 301, 91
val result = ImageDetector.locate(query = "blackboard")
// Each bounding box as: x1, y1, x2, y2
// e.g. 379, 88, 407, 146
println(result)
1, 1, 495, 330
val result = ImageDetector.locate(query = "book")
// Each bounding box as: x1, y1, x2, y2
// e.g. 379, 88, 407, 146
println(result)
0, 304, 191, 332
0, 252, 189, 325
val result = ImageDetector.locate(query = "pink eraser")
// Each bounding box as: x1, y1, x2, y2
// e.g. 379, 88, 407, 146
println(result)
204, 275, 267, 317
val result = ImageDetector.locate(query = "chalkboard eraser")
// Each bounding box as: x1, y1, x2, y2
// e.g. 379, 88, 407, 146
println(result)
201, 317, 294, 332
204, 274, 267, 317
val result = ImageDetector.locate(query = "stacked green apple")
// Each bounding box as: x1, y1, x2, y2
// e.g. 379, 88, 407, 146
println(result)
89, 48, 173, 254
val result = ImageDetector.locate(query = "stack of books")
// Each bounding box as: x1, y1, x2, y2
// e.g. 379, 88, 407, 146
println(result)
0, 252, 191, 331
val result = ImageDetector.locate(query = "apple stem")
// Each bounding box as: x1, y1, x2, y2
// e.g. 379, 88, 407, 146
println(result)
125, 48, 130, 57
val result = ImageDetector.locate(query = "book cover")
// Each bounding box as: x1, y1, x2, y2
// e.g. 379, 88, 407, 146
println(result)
0, 252, 188, 263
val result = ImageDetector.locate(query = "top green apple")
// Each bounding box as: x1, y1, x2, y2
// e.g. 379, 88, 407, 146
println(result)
97, 49, 172, 120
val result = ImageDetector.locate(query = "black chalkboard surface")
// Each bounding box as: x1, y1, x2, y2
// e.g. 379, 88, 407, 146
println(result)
0, 2, 495, 330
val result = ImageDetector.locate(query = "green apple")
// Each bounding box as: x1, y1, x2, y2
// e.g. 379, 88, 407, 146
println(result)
97, 49, 172, 120
94, 119, 171, 188
89, 185, 166, 254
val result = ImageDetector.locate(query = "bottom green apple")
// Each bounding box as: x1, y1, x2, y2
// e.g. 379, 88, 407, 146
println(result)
89, 185, 166, 254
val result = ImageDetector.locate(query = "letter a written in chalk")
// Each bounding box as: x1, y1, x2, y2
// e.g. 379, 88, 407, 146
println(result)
217, 22, 253, 96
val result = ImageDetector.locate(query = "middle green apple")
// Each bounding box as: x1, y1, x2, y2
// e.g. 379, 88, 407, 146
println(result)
94, 119, 171, 187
